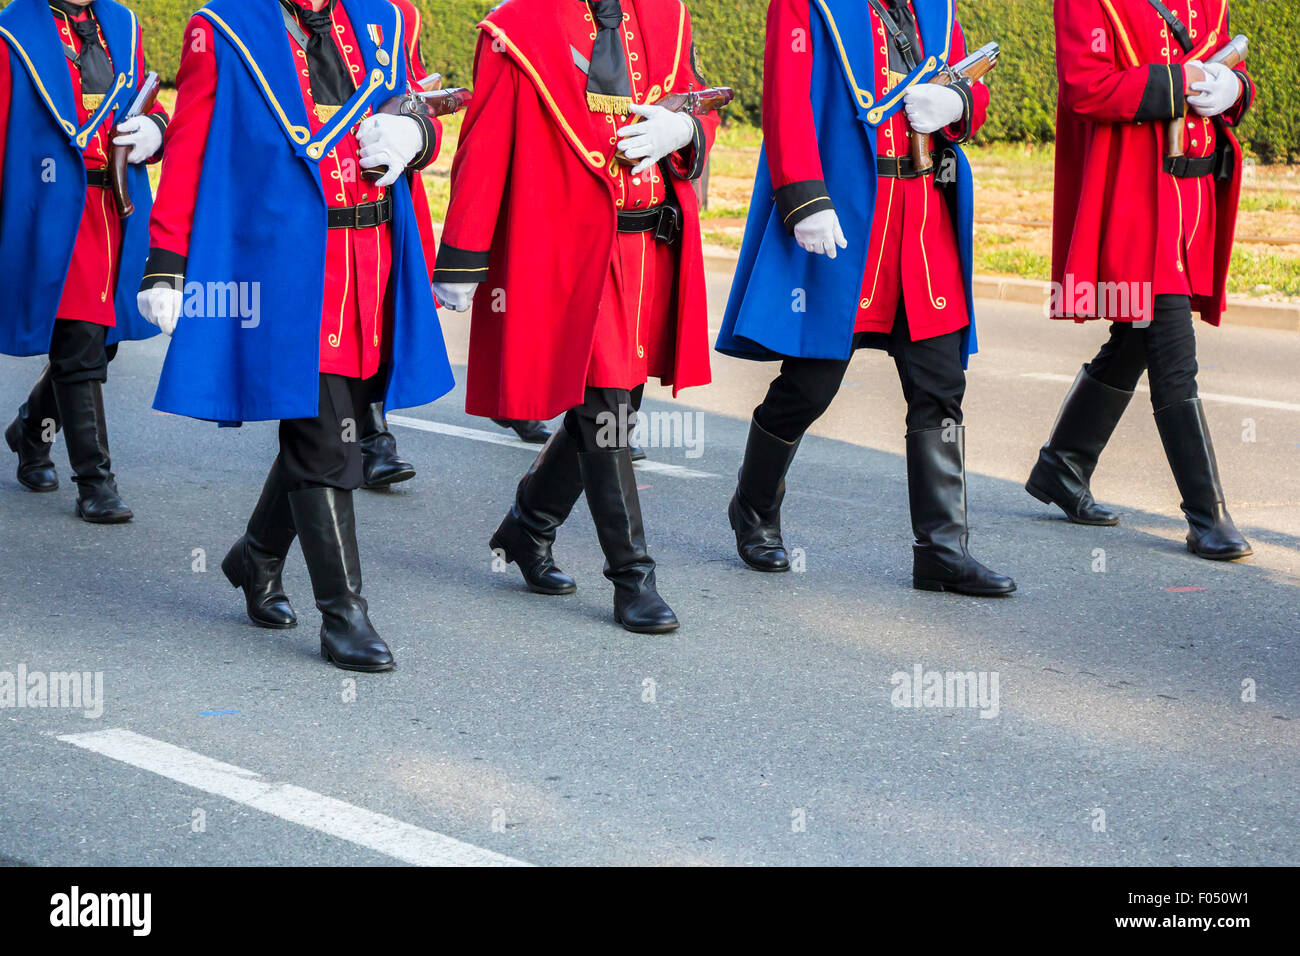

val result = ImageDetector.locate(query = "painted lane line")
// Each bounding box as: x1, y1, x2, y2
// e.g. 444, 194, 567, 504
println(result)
387, 414, 719, 479
59, 728, 531, 867
1019, 372, 1300, 413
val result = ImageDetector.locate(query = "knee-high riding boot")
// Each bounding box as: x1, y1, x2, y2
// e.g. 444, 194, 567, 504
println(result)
908, 425, 1016, 596
579, 448, 679, 633
1154, 398, 1252, 560
1025, 365, 1134, 525
288, 487, 395, 671
222, 462, 298, 628
5, 364, 60, 492
728, 416, 802, 572
360, 402, 416, 489
52, 378, 132, 523
490, 424, 584, 594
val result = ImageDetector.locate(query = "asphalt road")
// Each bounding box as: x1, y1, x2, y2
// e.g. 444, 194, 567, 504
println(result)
1, 278, 1296, 866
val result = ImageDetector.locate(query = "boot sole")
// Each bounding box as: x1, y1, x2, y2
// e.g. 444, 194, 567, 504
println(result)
363, 468, 416, 489
1025, 480, 1119, 526
615, 613, 680, 634
488, 535, 576, 595
78, 508, 133, 524
914, 577, 1017, 597
321, 642, 395, 672
1187, 541, 1253, 561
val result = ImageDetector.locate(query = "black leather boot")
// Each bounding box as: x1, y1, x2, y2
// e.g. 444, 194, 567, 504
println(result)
729, 417, 802, 572
221, 462, 297, 628
489, 425, 583, 594
579, 448, 679, 633
360, 402, 416, 488
289, 486, 395, 671
1154, 397, 1252, 560
5, 364, 60, 492
907, 425, 1016, 596
493, 418, 553, 444
1026, 365, 1133, 525
53, 378, 132, 524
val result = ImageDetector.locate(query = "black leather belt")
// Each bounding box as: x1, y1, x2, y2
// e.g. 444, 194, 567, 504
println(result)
616, 204, 681, 244
877, 155, 934, 179
85, 168, 110, 189
327, 194, 393, 230
1163, 155, 1215, 179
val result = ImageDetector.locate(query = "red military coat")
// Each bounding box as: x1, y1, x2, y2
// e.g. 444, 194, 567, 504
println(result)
1051, 0, 1254, 325
433, 0, 718, 422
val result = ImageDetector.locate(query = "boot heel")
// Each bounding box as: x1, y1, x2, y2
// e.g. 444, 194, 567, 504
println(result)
220, 547, 244, 588
1024, 480, 1052, 505
912, 577, 947, 593
487, 534, 515, 564
320, 640, 330, 661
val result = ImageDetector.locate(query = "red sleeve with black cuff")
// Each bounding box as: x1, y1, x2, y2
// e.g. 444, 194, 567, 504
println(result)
432, 33, 518, 285
762, 0, 833, 232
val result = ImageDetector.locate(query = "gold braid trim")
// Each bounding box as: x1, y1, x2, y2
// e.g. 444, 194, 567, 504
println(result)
587, 91, 633, 115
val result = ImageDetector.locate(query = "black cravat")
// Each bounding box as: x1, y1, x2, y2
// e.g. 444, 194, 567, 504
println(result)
284, 0, 353, 108
878, 0, 920, 74
50, 0, 113, 95
586, 0, 632, 114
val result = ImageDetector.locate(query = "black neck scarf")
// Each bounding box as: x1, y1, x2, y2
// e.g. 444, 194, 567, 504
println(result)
282, 0, 353, 108
50, 0, 113, 96
586, 0, 632, 114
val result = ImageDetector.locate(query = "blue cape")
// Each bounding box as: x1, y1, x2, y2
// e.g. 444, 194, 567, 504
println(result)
0, 0, 158, 355
716, 0, 978, 367
152, 0, 454, 424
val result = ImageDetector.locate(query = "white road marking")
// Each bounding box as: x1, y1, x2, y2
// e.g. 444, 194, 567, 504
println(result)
387, 414, 720, 479
1019, 372, 1300, 413
59, 728, 531, 867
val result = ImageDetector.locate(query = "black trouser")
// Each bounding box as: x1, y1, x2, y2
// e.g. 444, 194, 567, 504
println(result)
277, 373, 379, 492
1084, 294, 1198, 409
48, 319, 110, 385
754, 313, 967, 442
563, 386, 646, 452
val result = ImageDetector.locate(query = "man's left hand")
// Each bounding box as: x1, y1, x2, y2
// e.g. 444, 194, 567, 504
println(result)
903, 84, 964, 135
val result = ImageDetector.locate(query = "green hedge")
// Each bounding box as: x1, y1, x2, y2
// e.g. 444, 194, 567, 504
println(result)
9, 0, 1291, 160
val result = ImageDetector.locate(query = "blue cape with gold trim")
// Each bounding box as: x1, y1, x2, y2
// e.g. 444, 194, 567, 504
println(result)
0, 0, 158, 355
715, 0, 978, 366
152, 0, 454, 424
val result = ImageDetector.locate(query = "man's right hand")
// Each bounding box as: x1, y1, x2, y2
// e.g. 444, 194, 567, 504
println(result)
433, 282, 478, 313
793, 209, 848, 260
137, 287, 183, 336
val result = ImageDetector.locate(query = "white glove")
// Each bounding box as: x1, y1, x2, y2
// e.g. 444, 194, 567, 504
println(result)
357, 114, 425, 188
113, 115, 163, 164
433, 282, 477, 313
137, 287, 183, 336
616, 103, 696, 176
1187, 60, 1242, 118
793, 209, 848, 259
903, 83, 965, 135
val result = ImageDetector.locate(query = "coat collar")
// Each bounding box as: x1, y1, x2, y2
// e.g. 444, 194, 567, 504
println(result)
812, 0, 953, 128
197, 0, 404, 163
0, 0, 139, 150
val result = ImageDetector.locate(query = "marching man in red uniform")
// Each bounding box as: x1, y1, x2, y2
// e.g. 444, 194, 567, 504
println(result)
434, 0, 718, 633
717, 0, 1015, 596
1, 0, 167, 523
1027, 0, 1254, 561
138, 0, 454, 671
